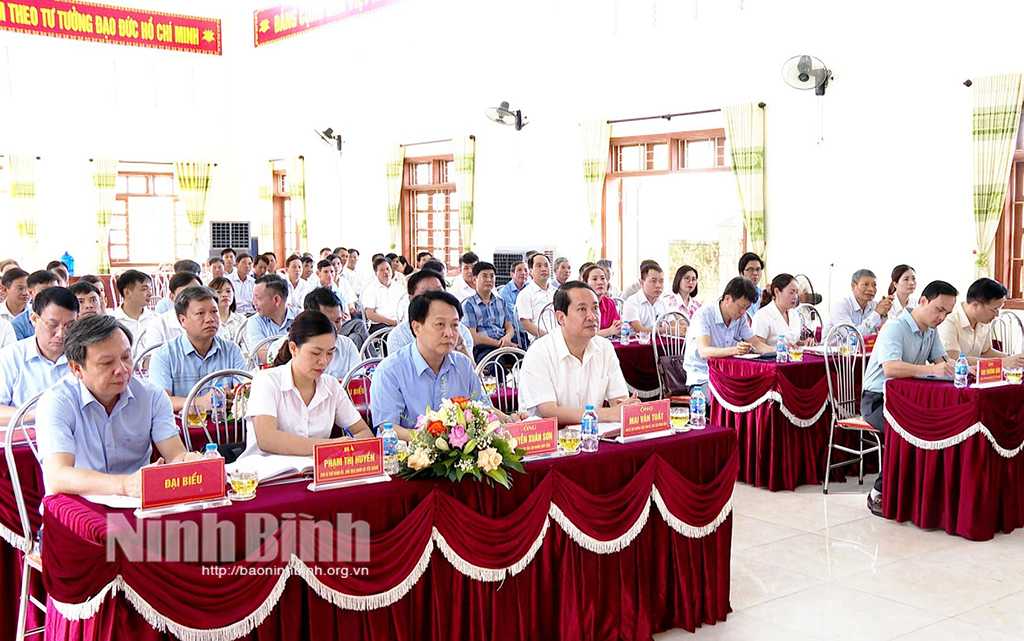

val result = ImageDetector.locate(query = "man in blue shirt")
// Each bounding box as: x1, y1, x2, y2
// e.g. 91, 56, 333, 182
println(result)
0, 286, 79, 422
684, 277, 772, 396
387, 269, 474, 361
11, 270, 60, 340
247, 275, 297, 357
462, 261, 514, 362
37, 315, 201, 497
861, 280, 957, 516
148, 286, 246, 412
302, 287, 361, 380
498, 260, 530, 348
371, 290, 526, 440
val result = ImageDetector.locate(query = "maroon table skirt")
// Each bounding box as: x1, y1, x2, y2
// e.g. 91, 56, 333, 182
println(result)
613, 341, 660, 394
709, 355, 868, 491
44, 427, 738, 641
882, 378, 1024, 541
0, 442, 45, 640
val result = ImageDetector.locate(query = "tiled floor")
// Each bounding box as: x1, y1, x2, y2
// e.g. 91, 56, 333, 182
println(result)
655, 475, 1024, 641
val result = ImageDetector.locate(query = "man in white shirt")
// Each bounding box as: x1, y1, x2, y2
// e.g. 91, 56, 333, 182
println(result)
0, 268, 30, 323
824, 269, 893, 338
284, 254, 310, 310
519, 282, 637, 422
221, 248, 237, 276
139, 272, 202, 351
207, 257, 226, 283
623, 261, 667, 334
622, 259, 658, 301
938, 277, 1024, 367
550, 257, 572, 288
448, 251, 479, 304
110, 270, 157, 342
300, 255, 316, 285
515, 254, 556, 343
231, 254, 256, 315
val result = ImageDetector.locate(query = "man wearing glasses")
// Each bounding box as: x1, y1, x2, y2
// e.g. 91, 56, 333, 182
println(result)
0, 287, 79, 421
738, 252, 766, 316
938, 278, 1024, 367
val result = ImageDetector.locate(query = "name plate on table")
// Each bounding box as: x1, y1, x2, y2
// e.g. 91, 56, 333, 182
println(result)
505, 418, 558, 459
978, 358, 1003, 385
863, 334, 878, 351
617, 400, 673, 444
138, 459, 230, 518
347, 378, 370, 405
308, 438, 390, 492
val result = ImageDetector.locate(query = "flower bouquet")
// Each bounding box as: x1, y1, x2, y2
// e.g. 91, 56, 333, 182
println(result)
399, 397, 525, 489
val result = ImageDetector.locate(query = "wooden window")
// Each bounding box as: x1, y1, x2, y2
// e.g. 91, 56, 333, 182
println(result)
272, 170, 299, 261
401, 155, 460, 272
996, 110, 1024, 302
608, 129, 729, 177
109, 171, 189, 267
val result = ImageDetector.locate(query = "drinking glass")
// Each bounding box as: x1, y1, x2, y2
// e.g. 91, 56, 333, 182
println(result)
227, 470, 258, 501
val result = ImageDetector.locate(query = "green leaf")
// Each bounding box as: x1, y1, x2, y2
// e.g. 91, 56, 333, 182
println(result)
485, 467, 510, 489
464, 438, 477, 454
505, 459, 525, 473
455, 467, 466, 481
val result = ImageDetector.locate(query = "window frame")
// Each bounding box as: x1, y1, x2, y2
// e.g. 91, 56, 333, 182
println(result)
401, 154, 460, 275
996, 110, 1024, 306
108, 170, 186, 268
606, 128, 730, 178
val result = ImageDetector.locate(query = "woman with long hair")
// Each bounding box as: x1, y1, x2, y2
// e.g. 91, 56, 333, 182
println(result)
239, 311, 374, 458
582, 264, 623, 338
887, 264, 917, 319
752, 273, 812, 345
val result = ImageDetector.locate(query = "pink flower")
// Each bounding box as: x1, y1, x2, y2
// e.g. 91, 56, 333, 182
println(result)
464, 409, 474, 424
415, 414, 427, 430
449, 424, 469, 448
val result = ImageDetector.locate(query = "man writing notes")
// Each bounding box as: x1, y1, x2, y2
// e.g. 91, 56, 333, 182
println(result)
519, 281, 637, 423
937, 278, 1024, 368
861, 280, 958, 517
37, 315, 202, 497
825, 269, 893, 338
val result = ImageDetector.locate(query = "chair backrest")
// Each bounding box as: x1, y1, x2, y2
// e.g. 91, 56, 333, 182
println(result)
341, 358, 382, 422
360, 326, 392, 360
653, 311, 689, 398
991, 312, 1023, 355
233, 316, 251, 356
537, 302, 557, 336
611, 297, 625, 318
180, 369, 254, 452
795, 303, 822, 340
823, 323, 866, 421
474, 347, 527, 414
132, 342, 165, 380
4, 390, 45, 553
246, 334, 286, 370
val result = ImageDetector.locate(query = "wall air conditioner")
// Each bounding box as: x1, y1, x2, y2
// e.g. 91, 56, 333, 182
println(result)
208, 222, 251, 259
491, 247, 555, 287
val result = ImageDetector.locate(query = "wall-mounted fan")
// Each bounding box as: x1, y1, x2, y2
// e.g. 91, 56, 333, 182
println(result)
485, 101, 528, 130
781, 55, 832, 96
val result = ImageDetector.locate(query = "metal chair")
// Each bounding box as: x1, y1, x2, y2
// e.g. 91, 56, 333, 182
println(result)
132, 342, 165, 380
4, 390, 46, 640
822, 323, 881, 494
342, 358, 382, 425
992, 312, 1024, 355
360, 326, 392, 360
180, 369, 254, 453
537, 302, 557, 337
653, 311, 689, 401
474, 347, 527, 414
233, 316, 251, 357
246, 334, 286, 370
795, 303, 824, 342
610, 297, 625, 318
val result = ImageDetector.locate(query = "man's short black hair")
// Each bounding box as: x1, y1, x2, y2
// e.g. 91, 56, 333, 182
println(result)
460, 252, 479, 266
236, 253, 252, 263
407, 269, 446, 296
422, 259, 446, 274
640, 261, 663, 279
472, 261, 496, 277
738, 252, 764, 274
46, 260, 68, 275
33, 286, 79, 316
301, 255, 314, 265
256, 274, 288, 299
220, 247, 236, 258
966, 278, 1007, 305
416, 251, 432, 262
208, 256, 224, 266
168, 271, 201, 294
304, 286, 343, 311
553, 281, 596, 314
116, 269, 150, 296
921, 280, 959, 302
254, 254, 271, 267
320, 247, 332, 254
348, 248, 359, 256
317, 259, 333, 271
69, 281, 100, 298
286, 253, 302, 266
27, 270, 59, 289
173, 259, 202, 275
1, 268, 28, 288
408, 290, 462, 329
372, 256, 390, 271
721, 276, 759, 304
529, 253, 548, 269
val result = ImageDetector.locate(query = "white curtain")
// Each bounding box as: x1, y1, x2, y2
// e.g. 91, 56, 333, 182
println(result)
580, 120, 611, 262
385, 146, 405, 250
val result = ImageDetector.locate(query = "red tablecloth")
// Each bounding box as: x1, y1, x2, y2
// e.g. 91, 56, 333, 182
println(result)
613, 340, 660, 394
43, 427, 738, 641
708, 355, 866, 491
882, 378, 1024, 541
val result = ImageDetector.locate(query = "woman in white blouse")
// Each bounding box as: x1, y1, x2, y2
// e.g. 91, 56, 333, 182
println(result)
887, 264, 916, 319
361, 257, 404, 334
752, 273, 812, 346
209, 277, 248, 342
242, 311, 374, 458
662, 265, 701, 320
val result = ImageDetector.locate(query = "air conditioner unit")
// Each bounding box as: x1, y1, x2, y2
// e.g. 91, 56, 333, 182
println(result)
208, 222, 251, 259
492, 247, 555, 287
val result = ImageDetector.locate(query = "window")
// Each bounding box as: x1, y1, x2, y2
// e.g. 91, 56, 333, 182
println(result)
996, 110, 1024, 301
273, 170, 299, 261
609, 129, 729, 175
109, 171, 190, 266
402, 155, 460, 271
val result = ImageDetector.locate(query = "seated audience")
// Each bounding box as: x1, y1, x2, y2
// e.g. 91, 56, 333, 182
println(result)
416, 251, 433, 269
221, 248, 237, 276
302, 287, 361, 379
449, 251, 479, 304
824, 269, 893, 338
519, 281, 637, 423
13, 270, 61, 340
155, 260, 202, 314
69, 281, 104, 317
738, 252, 766, 316
37, 315, 201, 497
111, 269, 156, 340
622, 259, 657, 300
207, 256, 226, 282
663, 265, 701, 320
231, 253, 256, 314
938, 278, 1024, 367
887, 264, 916, 319
315, 259, 366, 347
361, 256, 405, 333
371, 290, 524, 440
238, 311, 374, 458
79, 275, 108, 310
284, 254, 310, 309
516, 253, 556, 342
551, 256, 572, 287
208, 276, 248, 342
387, 269, 474, 360
0, 267, 29, 323
0, 287, 78, 421
684, 277, 772, 394
752, 273, 811, 345
139, 272, 202, 351
462, 261, 515, 362
861, 281, 958, 516
148, 286, 246, 412
247, 275, 298, 349
623, 261, 668, 335
46, 260, 69, 286
598, 259, 620, 297
582, 263, 622, 338
499, 260, 530, 347
252, 253, 271, 279
300, 255, 316, 285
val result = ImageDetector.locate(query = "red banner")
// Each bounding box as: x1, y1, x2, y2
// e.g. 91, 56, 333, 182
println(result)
254, 0, 404, 47
0, 0, 221, 55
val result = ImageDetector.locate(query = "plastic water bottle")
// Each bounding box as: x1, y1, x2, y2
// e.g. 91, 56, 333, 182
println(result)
210, 383, 228, 423
202, 443, 221, 459
620, 323, 631, 345
380, 423, 400, 474
60, 251, 75, 277
848, 329, 859, 356
690, 387, 706, 429
776, 335, 789, 364
580, 405, 599, 452
954, 354, 969, 389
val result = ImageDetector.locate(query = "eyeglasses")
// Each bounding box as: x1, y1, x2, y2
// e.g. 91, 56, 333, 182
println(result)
743, 267, 763, 275
985, 303, 1004, 315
